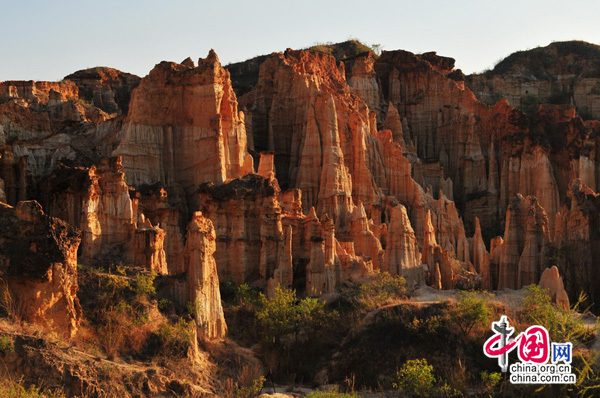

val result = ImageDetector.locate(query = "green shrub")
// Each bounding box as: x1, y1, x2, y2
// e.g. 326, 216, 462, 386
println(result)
255, 286, 335, 346
521, 284, 589, 344
518, 286, 600, 396
439, 382, 464, 398
139, 318, 196, 361
252, 286, 340, 382
0, 335, 13, 355
115, 264, 128, 276
356, 272, 407, 310
394, 358, 436, 397
235, 283, 262, 308
97, 274, 132, 304
185, 300, 197, 317
0, 377, 65, 398
134, 271, 156, 297
254, 285, 295, 342
480, 371, 502, 393
97, 301, 151, 359
449, 291, 492, 337
406, 315, 445, 336
158, 298, 172, 312
227, 376, 265, 398
155, 318, 196, 358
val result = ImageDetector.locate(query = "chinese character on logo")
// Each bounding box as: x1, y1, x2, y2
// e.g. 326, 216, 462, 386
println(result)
517, 325, 550, 364
551, 342, 573, 364
484, 316, 552, 371
483, 316, 518, 372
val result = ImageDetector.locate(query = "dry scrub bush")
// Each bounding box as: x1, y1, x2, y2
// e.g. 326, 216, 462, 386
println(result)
81, 271, 166, 360
0, 279, 24, 321
356, 272, 407, 310
0, 372, 65, 398
221, 365, 265, 398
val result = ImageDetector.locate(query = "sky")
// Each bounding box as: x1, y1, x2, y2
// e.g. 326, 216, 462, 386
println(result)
1, 0, 600, 81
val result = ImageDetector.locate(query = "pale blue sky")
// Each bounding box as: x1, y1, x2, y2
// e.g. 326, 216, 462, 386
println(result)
1, 0, 599, 81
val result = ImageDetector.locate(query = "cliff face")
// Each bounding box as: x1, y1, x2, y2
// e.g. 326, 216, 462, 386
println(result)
64, 67, 141, 114
197, 174, 287, 285
238, 49, 474, 288
369, 49, 600, 247
0, 147, 27, 205
135, 186, 186, 275
553, 180, 600, 306
242, 50, 471, 243
113, 51, 253, 194
240, 49, 366, 230
41, 157, 227, 339
347, 52, 382, 122
0, 80, 109, 141
4, 41, 600, 321
372, 51, 526, 234
374, 130, 469, 264
340, 46, 600, 300
467, 41, 600, 121
41, 157, 168, 273
470, 218, 490, 289
373, 50, 497, 232
382, 204, 423, 285
491, 195, 550, 290
0, 201, 81, 336
197, 172, 374, 295
0, 72, 132, 205
1, 45, 554, 301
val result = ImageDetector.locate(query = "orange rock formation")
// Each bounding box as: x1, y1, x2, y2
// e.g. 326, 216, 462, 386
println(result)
539, 266, 570, 310
113, 51, 252, 192
3, 41, 600, 320
0, 201, 81, 336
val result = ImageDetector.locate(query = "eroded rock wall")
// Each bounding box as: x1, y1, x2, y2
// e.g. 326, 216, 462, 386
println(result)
113, 51, 252, 193
0, 201, 81, 336
41, 157, 167, 273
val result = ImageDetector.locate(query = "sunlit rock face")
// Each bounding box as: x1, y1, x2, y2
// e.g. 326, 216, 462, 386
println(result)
40, 157, 167, 274
553, 180, 600, 307
467, 41, 600, 121
347, 52, 382, 123
64, 67, 141, 115
40, 156, 228, 339
0, 201, 82, 337
238, 49, 478, 288
113, 50, 252, 193
489, 194, 550, 291
182, 211, 227, 339
539, 266, 570, 310
6, 42, 600, 312
0, 68, 139, 211
240, 49, 368, 231
382, 204, 423, 286
371, 50, 574, 238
